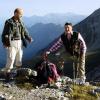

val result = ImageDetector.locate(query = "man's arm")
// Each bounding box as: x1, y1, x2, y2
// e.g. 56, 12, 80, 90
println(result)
78, 33, 87, 53
47, 38, 63, 53
24, 28, 31, 39
1, 20, 10, 47
21, 21, 33, 43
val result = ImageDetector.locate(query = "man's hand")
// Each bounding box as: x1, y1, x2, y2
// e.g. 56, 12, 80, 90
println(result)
42, 51, 50, 60
3, 44, 9, 49
45, 51, 50, 57
46, 51, 50, 55
28, 37, 33, 43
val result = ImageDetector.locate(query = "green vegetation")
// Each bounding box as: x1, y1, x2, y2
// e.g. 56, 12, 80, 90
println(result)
16, 82, 34, 90
70, 85, 99, 100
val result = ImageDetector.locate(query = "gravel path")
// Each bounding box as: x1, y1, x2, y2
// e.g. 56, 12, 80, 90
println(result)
0, 82, 70, 100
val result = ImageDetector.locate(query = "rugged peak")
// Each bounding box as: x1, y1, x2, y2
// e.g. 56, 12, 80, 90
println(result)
74, 8, 100, 51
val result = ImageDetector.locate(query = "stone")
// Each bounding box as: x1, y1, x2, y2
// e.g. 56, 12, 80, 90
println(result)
31, 70, 37, 76
84, 82, 90, 86
16, 68, 36, 77
88, 90, 98, 97
61, 76, 72, 84
15, 68, 37, 81
60, 96, 69, 100
3, 83, 11, 88
0, 94, 6, 100
54, 82, 62, 89
94, 88, 100, 93
65, 86, 73, 93
49, 96, 58, 100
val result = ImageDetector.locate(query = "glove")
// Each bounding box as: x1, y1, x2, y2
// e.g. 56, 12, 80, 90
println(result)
46, 51, 50, 55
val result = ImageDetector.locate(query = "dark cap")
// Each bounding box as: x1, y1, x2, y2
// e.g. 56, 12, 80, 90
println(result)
64, 22, 72, 26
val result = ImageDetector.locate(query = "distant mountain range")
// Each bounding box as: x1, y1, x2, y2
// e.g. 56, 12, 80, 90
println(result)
23, 13, 86, 27
24, 23, 63, 58
0, 13, 86, 30
0, 12, 86, 36
0, 19, 4, 33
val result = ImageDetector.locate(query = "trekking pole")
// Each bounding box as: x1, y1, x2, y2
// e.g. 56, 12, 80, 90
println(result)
76, 54, 80, 80
73, 50, 76, 86
76, 58, 79, 81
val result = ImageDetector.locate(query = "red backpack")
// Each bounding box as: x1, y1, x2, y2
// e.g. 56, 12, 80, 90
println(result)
37, 61, 59, 84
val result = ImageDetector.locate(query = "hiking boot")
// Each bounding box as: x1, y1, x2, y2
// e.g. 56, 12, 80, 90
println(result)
1, 68, 11, 73
16, 66, 22, 70
75, 78, 86, 85
4, 71, 15, 82
4, 72, 11, 82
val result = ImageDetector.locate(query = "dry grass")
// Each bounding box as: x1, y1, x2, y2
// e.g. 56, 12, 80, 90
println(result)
70, 84, 99, 100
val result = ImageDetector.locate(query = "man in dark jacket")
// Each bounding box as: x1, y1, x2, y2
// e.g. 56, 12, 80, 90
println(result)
46, 22, 87, 85
1, 8, 33, 74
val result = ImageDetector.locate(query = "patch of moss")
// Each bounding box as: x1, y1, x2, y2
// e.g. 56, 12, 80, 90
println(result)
70, 85, 99, 100
16, 82, 34, 90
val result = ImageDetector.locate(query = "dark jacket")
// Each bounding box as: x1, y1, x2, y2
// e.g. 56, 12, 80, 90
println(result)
61, 31, 79, 55
2, 17, 31, 47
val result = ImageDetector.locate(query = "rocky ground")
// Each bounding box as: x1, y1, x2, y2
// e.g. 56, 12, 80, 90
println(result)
0, 81, 71, 100
0, 76, 72, 100
0, 68, 100, 100
0, 78, 99, 100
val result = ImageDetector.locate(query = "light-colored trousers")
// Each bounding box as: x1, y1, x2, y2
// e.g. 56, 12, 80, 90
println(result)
73, 53, 86, 80
5, 40, 23, 72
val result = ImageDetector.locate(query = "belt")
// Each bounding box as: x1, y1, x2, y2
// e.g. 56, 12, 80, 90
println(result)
11, 38, 21, 41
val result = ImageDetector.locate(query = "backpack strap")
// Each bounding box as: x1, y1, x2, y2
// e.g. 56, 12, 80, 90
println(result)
72, 31, 79, 42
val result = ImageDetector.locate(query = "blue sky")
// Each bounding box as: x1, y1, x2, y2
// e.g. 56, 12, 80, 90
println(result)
0, 0, 100, 18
